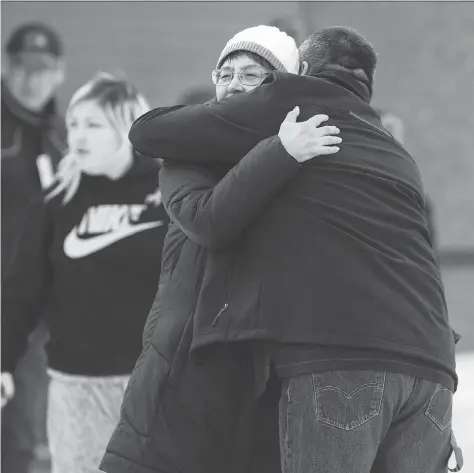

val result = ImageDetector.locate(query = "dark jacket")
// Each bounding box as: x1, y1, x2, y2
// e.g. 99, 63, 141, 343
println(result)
100, 137, 298, 473
129, 70, 458, 391
1, 80, 66, 276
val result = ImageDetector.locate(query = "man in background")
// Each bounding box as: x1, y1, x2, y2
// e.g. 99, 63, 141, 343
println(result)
1, 22, 66, 473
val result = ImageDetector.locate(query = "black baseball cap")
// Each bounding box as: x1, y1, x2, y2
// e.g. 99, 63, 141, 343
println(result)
5, 23, 63, 72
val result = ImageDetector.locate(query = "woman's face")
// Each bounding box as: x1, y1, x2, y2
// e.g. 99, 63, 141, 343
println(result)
66, 100, 122, 176
215, 55, 272, 101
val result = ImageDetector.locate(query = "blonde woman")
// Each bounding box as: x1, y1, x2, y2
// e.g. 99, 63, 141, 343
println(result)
1, 73, 169, 473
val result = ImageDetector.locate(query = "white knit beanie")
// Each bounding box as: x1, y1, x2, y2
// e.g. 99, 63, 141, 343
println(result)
216, 25, 300, 74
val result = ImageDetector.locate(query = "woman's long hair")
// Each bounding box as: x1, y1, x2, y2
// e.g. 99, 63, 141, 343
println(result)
47, 72, 150, 204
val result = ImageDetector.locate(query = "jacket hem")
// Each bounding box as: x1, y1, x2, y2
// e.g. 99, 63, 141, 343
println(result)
190, 329, 457, 391
100, 453, 168, 473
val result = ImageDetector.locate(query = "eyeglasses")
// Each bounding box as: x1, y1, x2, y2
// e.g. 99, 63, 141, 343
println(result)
211, 69, 271, 86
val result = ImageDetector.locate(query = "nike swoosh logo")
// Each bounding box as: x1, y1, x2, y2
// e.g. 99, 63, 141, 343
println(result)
64, 221, 164, 259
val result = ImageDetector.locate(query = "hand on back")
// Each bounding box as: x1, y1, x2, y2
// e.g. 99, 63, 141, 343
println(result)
278, 106, 342, 163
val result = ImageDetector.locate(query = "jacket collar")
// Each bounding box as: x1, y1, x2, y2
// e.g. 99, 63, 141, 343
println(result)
308, 69, 371, 103
1, 79, 58, 128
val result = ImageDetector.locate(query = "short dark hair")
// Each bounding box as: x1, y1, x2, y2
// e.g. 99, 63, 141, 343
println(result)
222, 50, 275, 72
299, 27, 377, 95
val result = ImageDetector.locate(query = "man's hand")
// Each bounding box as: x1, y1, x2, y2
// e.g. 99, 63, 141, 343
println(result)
1, 372, 15, 408
278, 106, 342, 163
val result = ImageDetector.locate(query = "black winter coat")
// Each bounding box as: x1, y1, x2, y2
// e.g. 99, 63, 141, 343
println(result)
129, 70, 457, 391
100, 134, 298, 473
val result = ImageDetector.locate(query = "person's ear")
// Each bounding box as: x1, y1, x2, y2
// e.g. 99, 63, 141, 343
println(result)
299, 61, 309, 76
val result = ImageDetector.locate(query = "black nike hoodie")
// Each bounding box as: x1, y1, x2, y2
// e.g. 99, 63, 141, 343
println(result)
1, 154, 169, 375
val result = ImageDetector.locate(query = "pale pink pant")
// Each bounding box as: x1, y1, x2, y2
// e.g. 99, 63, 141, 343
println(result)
47, 368, 129, 473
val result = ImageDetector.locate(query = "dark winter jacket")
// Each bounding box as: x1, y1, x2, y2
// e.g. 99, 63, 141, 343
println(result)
1, 80, 65, 276
129, 70, 458, 391
100, 136, 299, 473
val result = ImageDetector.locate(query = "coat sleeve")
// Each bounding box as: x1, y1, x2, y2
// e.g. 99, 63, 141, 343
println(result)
129, 73, 290, 165
1, 195, 54, 373
160, 136, 299, 249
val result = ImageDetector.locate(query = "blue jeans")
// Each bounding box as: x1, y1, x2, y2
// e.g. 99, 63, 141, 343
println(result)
279, 370, 461, 473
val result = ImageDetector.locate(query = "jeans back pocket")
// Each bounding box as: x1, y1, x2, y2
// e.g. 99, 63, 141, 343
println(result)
312, 370, 386, 430
425, 384, 452, 431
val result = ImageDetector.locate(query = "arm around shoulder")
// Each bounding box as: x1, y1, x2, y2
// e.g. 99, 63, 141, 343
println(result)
160, 135, 298, 250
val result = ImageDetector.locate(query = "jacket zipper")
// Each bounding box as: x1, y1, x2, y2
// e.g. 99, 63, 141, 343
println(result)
212, 260, 233, 327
